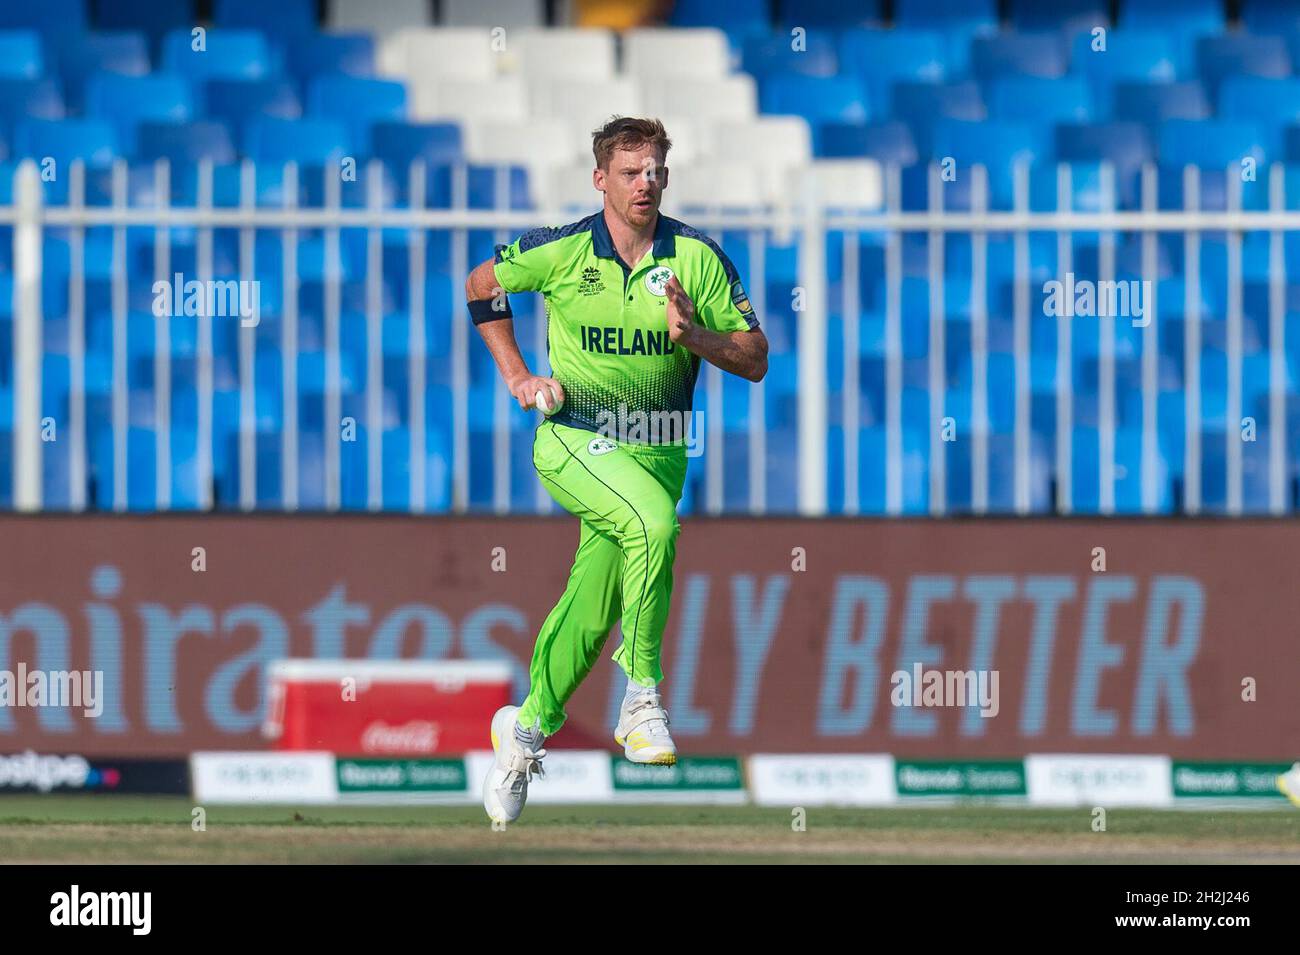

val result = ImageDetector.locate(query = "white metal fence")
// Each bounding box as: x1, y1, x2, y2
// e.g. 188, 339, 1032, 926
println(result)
4, 157, 1296, 515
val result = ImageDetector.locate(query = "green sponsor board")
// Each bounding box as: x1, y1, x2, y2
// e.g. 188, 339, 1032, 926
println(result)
1171, 762, 1291, 799
896, 760, 1026, 797
611, 757, 744, 791
336, 758, 467, 794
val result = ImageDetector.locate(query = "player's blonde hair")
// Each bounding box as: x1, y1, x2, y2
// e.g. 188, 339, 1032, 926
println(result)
592, 117, 672, 170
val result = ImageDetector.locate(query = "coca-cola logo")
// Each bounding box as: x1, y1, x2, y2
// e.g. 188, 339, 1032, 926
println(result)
360, 720, 440, 754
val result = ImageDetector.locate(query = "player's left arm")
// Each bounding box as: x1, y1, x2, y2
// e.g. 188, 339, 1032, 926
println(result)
664, 252, 767, 382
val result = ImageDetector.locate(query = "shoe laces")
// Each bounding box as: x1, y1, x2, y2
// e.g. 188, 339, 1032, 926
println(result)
627, 691, 671, 738
505, 744, 547, 794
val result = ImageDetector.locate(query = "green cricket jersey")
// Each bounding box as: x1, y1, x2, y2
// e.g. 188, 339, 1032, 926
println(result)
493, 211, 759, 444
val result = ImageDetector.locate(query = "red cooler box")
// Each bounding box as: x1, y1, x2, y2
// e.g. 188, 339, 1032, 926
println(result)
263, 660, 513, 755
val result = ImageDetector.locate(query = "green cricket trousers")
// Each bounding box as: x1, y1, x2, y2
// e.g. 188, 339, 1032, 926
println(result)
516, 420, 689, 737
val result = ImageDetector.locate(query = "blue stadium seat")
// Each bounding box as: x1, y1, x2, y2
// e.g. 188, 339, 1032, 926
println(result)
669, 0, 770, 32
1054, 122, 1154, 206
1008, 0, 1107, 32
98, 0, 196, 46
760, 74, 869, 123
0, 0, 86, 35
307, 76, 407, 145
970, 32, 1068, 80
742, 30, 838, 77
14, 119, 119, 166
838, 28, 945, 115
206, 79, 302, 136
137, 121, 237, 165
0, 79, 64, 125
1217, 77, 1300, 158
989, 76, 1093, 125
1158, 120, 1267, 169
1243, 0, 1300, 32
0, 32, 44, 79
1112, 80, 1210, 125
1070, 31, 1178, 108
161, 29, 276, 81
370, 122, 463, 171
215, 0, 316, 38
47, 32, 151, 111
85, 73, 196, 154
890, 80, 985, 155
777, 0, 881, 28
1124, 0, 1219, 26
895, 0, 995, 29
1196, 34, 1291, 92
930, 119, 1048, 204
287, 33, 375, 80
244, 117, 350, 164
816, 120, 917, 163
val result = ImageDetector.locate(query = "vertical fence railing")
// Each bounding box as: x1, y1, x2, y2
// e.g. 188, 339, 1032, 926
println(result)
1269, 162, 1287, 514
153, 159, 172, 509
238, 159, 256, 511
1140, 164, 1160, 512
1098, 163, 1116, 514
11, 159, 1300, 518
1012, 161, 1031, 514
281, 161, 300, 510
12, 161, 40, 512
366, 160, 385, 512
67, 161, 86, 511
408, 160, 427, 514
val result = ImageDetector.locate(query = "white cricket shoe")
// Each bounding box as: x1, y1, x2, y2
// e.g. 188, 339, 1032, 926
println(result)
1277, 762, 1300, 808
482, 705, 547, 825
615, 687, 677, 765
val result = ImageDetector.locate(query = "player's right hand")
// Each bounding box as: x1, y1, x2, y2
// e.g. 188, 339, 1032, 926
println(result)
507, 374, 565, 411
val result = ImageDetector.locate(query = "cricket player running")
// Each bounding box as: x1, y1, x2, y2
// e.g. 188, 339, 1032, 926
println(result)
465, 117, 768, 823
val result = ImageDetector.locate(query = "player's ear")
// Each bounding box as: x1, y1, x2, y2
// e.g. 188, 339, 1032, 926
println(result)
592, 166, 605, 193
660, 166, 669, 191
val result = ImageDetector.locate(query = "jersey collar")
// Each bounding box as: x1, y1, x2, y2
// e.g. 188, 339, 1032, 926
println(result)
591, 210, 676, 263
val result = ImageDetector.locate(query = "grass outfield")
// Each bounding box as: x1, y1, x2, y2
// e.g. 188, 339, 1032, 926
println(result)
0, 796, 1298, 863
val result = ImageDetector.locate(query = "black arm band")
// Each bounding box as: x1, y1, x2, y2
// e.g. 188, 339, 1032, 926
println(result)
469, 296, 513, 325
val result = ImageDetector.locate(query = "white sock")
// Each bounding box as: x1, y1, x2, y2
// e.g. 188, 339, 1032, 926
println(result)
624, 679, 658, 704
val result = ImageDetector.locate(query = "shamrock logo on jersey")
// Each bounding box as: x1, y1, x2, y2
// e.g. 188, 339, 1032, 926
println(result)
644, 266, 674, 297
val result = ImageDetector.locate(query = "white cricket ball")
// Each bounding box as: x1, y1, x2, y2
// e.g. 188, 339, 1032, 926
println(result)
535, 387, 560, 416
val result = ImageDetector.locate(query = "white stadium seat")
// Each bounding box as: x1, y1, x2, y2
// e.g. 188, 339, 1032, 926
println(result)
466, 120, 585, 185
411, 78, 527, 123
786, 160, 884, 209
706, 117, 813, 204
622, 28, 732, 78
528, 77, 641, 133
640, 76, 757, 122
514, 29, 617, 79
328, 0, 432, 34
655, 116, 702, 165
379, 28, 498, 83
544, 163, 603, 215
659, 161, 765, 210
441, 0, 545, 29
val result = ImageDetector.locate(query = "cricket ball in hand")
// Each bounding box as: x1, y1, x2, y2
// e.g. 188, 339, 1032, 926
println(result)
535, 386, 560, 416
